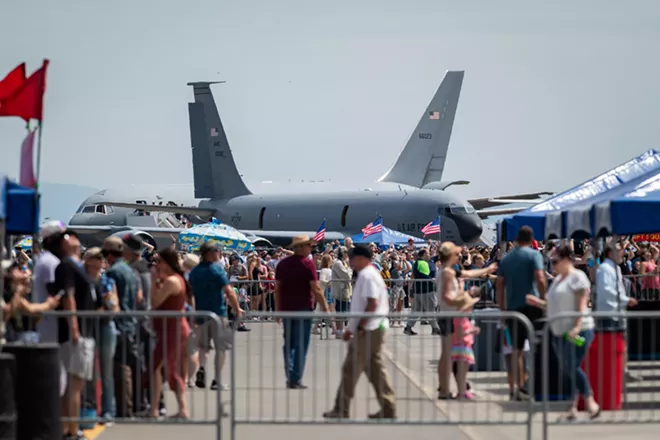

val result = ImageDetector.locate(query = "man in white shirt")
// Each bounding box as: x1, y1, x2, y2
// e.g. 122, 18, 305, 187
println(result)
323, 245, 396, 420
596, 242, 641, 381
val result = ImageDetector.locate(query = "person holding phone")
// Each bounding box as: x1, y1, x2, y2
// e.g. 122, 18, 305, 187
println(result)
52, 231, 102, 440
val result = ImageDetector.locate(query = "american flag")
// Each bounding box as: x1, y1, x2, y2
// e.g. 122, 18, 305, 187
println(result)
429, 111, 440, 120
362, 216, 383, 238
421, 216, 441, 236
210, 128, 219, 137
313, 219, 326, 242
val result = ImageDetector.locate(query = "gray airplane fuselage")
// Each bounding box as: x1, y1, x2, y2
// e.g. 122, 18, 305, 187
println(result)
68, 187, 482, 248
205, 189, 481, 241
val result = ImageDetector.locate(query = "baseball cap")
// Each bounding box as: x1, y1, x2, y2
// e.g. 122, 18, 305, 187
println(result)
122, 233, 144, 254
40, 220, 67, 240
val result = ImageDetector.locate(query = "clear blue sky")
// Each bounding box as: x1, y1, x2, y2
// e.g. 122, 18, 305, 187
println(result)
1, 0, 659, 201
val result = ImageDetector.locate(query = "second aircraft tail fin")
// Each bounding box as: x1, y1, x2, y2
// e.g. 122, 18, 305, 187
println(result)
378, 71, 464, 188
187, 81, 252, 200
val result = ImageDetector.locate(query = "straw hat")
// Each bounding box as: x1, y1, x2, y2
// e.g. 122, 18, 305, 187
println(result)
288, 235, 317, 248
182, 253, 200, 271
454, 292, 480, 312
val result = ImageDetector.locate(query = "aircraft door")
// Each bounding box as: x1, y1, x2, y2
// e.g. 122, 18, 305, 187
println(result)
259, 207, 266, 229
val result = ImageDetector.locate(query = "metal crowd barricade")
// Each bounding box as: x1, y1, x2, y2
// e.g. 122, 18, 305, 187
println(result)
231, 310, 536, 440
540, 310, 660, 440
624, 274, 660, 301
231, 277, 499, 338
8, 310, 226, 440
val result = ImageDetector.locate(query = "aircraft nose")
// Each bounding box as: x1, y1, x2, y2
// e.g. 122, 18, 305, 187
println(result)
454, 214, 483, 243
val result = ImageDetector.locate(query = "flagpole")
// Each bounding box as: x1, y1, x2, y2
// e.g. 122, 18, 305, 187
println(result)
34, 121, 44, 190
34, 59, 49, 191
30, 122, 43, 253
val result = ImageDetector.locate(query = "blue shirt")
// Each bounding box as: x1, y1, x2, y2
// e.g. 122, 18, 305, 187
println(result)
106, 259, 139, 336
498, 247, 543, 311
189, 261, 230, 320
99, 273, 117, 311
596, 259, 629, 312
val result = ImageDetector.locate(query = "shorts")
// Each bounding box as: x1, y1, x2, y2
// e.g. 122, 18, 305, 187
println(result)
196, 318, 231, 351
390, 286, 405, 300
335, 300, 350, 313
437, 317, 454, 337
504, 351, 530, 374
324, 288, 334, 305
505, 305, 543, 351
60, 337, 96, 381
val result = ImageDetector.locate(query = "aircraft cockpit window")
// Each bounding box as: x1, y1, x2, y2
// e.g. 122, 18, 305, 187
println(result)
95, 205, 106, 214
82, 205, 95, 214
448, 203, 475, 215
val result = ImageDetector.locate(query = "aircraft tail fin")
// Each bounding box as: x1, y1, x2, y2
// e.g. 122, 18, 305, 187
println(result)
188, 102, 214, 198
378, 71, 464, 188
187, 81, 251, 199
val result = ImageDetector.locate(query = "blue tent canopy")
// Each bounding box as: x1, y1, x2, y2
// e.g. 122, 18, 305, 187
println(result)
592, 171, 660, 236
2, 177, 40, 235
544, 166, 660, 239
349, 226, 425, 247
499, 149, 660, 240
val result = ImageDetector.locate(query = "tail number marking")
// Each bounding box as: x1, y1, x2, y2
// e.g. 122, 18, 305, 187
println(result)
418, 133, 432, 140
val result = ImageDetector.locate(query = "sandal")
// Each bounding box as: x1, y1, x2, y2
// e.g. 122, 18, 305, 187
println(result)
169, 413, 189, 420
558, 411, 577, 422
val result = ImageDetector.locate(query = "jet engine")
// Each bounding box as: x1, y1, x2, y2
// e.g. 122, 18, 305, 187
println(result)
109, 229, 158, 249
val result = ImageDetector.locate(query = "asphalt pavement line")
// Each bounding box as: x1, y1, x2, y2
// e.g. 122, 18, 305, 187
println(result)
383, 347, 485, 440
84, 424, 106, 440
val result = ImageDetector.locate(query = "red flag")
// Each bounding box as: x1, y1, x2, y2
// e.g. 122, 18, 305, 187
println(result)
19, 129, 37, 188
0, 63, 26, 101
0, 59, 49, 121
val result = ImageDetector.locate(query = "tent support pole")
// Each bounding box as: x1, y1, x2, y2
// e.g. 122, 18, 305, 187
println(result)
0, 219, 5, 345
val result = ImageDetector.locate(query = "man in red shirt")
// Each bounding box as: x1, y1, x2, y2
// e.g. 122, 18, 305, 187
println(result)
275, 235, 329, 389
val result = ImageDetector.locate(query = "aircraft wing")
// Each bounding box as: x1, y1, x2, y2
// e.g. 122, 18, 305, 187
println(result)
241, 230, 347, 243
67, 224, 190, 236
103, 202, 215, 217
68, 224, 347, 246
476, 207, 528, 219
468, 192, 553, 210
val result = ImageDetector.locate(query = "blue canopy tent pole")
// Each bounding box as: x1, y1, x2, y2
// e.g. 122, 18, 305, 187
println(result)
0, 176, 7, 342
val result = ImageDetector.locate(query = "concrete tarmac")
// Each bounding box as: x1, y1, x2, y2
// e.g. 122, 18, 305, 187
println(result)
92, 320, 660, 440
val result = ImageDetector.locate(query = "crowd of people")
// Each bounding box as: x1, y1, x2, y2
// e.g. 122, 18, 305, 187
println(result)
2, 221, 659, 433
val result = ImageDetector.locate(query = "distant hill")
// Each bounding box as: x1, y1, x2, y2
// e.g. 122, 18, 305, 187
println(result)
39, 183, 98, 223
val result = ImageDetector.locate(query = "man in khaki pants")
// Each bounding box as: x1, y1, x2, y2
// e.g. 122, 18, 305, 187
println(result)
323, 245, 396, 420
